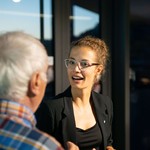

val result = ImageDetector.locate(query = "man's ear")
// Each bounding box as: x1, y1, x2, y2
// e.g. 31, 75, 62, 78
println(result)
28, 72, 41, 96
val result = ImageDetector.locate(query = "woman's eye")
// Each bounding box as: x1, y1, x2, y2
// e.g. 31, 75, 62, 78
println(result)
69, 60, 75, 65
81, 61, 89, 67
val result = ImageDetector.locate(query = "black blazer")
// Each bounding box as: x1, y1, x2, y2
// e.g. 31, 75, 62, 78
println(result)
36, 87, 113, 150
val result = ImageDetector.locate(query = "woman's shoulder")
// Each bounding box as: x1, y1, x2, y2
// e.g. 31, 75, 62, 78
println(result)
92, 91, 112, 106
43, 86, 72, 107
92, 90, 111, 100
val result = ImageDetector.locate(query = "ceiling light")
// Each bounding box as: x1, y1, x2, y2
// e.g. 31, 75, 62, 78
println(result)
12, 0, 21, 3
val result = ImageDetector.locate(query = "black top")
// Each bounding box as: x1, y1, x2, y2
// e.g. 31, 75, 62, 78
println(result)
35, 86, 113, 150
76, 123, 103, 150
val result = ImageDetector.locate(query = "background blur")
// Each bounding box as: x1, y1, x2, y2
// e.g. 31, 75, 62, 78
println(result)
0, 0, 150, 150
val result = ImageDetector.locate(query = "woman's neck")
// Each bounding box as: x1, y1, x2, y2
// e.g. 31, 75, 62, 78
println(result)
71, 87, 92, 106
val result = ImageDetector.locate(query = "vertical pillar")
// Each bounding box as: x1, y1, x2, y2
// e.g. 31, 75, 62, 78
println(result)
54, 0, 70, 94
111, 0, 130, 150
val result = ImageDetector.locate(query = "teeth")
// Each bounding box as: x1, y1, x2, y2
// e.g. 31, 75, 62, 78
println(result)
72, 76, 83, 80
73, 76, 80, 79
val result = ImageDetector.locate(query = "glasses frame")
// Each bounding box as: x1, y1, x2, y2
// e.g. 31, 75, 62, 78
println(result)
64, 58, 100, 70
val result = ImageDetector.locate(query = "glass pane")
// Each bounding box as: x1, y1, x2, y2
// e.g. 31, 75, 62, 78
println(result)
0, 0, 40, 38
44, 0, 52, 40
0, 0, 55, 97
130, 0, 150, 150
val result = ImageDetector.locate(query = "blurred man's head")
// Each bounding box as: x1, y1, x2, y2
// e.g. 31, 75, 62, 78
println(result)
0, 31, 48, 112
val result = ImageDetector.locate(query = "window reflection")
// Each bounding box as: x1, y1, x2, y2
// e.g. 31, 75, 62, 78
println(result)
71, 0, 100, 41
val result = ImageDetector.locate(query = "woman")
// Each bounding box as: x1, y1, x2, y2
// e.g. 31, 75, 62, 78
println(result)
36, 36, 115, 150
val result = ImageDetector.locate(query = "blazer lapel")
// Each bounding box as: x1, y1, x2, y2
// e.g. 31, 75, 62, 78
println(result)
62, 96, 77, 148
92, 92, 108, 149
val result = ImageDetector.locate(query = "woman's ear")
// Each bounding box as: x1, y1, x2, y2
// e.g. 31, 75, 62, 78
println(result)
28, 72, 41, 96
97, 65, 103, 75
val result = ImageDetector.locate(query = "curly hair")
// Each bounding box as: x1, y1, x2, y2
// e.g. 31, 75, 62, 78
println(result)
70, 36, 110, 75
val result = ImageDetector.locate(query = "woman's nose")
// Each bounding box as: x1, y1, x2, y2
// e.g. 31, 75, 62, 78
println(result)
74, 63, 82, 71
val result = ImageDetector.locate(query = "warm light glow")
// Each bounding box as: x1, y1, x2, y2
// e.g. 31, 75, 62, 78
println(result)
140, 77, 150, 85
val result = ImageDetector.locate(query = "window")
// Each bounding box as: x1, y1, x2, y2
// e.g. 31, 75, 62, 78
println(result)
0, 0, 55, 97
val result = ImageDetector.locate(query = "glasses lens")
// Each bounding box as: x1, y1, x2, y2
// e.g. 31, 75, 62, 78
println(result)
65, 59, 76, 69
80, 61, 90, 69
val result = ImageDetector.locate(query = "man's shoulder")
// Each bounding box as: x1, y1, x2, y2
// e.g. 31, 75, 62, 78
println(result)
0, 117, 62, 150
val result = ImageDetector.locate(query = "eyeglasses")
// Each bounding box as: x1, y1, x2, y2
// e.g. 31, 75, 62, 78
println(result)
64, 59, 100, 70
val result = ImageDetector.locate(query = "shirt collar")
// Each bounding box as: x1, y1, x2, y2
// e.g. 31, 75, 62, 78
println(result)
0, 99, 37, 128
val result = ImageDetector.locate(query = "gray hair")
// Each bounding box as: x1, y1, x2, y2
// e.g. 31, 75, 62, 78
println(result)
0, 31, 48, 101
